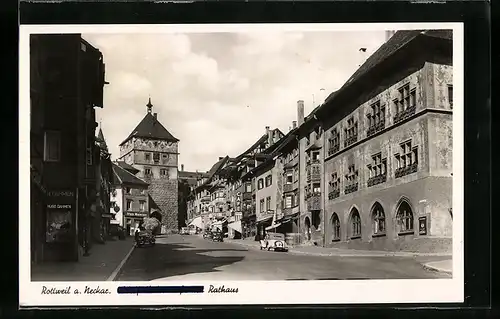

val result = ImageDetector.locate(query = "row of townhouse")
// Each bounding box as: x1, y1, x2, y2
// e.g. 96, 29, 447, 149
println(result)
187, 29, 454, 253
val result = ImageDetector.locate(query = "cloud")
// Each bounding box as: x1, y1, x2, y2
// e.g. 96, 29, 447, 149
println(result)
83, 30, 386, 172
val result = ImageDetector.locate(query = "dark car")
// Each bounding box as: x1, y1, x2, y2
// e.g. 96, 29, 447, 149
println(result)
136, 230, 155, 247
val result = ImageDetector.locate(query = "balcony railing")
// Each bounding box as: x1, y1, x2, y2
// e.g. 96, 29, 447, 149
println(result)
327, 144, 340, 156
367, 173, 387, 187
366, 120, 386, 137
328, 189, 340, 200
344, 132, 358, 148
393, 105, 416, 124
344, 182, 359, 194
306, 192, 321, 211
395, 162, 418, 178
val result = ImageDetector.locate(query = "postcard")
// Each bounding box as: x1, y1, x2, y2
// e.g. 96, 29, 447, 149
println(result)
20, 22, 464, 307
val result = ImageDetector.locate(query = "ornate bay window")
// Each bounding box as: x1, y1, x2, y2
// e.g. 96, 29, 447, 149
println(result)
394, 140, 418, 178
393, 83, 416, 124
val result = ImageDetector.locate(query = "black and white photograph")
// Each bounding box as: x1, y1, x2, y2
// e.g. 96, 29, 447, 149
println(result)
20, 23, 464, 306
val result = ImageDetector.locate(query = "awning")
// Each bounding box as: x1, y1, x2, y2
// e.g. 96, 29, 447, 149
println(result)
228, 220, 242, 233
188, 216, 203, 229
257, 215, 273, 223
265, 223, 282, 231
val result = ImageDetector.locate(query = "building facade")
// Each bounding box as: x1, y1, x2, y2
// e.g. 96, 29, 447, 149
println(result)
30, 34, 107, 263
118, 99, 179, 233
111, 162, 149, 235
316, 29, 453, 253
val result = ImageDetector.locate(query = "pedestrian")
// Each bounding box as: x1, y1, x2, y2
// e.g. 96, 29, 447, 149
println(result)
134, 228, 139, 243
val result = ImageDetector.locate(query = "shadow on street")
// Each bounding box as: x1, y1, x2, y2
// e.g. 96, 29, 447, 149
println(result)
117, 241, 247, 281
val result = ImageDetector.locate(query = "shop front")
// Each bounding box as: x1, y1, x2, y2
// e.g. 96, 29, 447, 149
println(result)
124, 211, 149, 236
44, 189, 78, 262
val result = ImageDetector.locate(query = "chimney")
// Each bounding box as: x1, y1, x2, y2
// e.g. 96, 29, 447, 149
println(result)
181, 164, 184, 171
266, 126, 272, 146
292, 121, 297, 129
297, 100, 305, 126
153, 113, 157, 119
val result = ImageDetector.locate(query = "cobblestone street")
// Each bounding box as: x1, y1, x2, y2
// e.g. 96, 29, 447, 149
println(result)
116, 234, 451, 281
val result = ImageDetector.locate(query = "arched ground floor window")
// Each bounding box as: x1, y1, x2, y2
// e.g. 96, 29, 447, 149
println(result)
349, 208, 361, 239
396, 199, 414, 235
371, 202, 386, 237
331, 213, 340, 242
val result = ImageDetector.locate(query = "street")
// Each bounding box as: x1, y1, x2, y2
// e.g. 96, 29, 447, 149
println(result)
116, 234, 450, 281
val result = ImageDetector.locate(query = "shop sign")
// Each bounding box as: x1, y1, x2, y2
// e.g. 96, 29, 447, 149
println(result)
46, 189, 75, 210
125, 212, 148, 218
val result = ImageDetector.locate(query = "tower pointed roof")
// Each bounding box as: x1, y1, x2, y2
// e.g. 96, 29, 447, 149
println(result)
96, 127, 109, 151
119, 98, 179, 146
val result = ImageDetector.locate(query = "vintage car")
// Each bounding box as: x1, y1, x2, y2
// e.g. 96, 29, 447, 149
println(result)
136, 230, 155, 247
180, 227, 189, 235
260, 233, 288, 252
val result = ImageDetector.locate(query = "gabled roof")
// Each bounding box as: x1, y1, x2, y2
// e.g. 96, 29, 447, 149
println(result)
119, 110, 179, 146
112, 162, 148, 187
115, 161, 140, 175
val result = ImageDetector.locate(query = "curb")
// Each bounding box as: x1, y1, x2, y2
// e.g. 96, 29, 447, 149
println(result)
422, 264, 453, 275
226, 240, 452, 258
106, 243, 136, 281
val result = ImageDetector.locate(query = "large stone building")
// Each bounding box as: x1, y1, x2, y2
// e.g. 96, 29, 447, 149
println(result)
118, 99, 179, 233
186, 29, 453, 254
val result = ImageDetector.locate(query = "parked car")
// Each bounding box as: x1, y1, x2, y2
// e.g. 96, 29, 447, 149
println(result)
188, 228, 197, 235
260, 233, 288, 252
180, 227, 189, 235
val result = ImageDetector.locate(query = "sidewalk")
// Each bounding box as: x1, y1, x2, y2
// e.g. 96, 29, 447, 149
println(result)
225, 238, 452, 257
31, 237, 135, 281
423, 259, 453, 274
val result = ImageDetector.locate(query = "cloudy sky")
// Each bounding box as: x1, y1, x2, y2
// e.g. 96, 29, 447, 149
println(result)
82, 30, 387, 172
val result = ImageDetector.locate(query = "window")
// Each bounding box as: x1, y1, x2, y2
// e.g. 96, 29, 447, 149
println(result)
144, 168, 152, 176
160, 169, 168, 177
312, 151, 320, 162
328, 172, 341, 200
367, 101, 386, 137
43, 131, 61, 162
139, 200, 146, 212
144, 153, 151, 162
126, 200, 132, 211
371, 202, 386, 236
328, 128, 340, 155
344, 117, 358, 147
312, 183, 321, 194
258, 178, 264, 190
395, 140, 418, 177
153, 152, 160, 163
285, 172, 293, 184
332, 213, 341, 241
394, 84, 416, 115
367, 153, 387, 183
245, 183, 252, 193
265, 175, 272, 187
266, 197, 271, 211
162, 154, 169, 164
350, 208, 361, 239
260, 199, 265, 213
284, 195, 292, 208
448, 85, 453, 109
125, 187, 131, 194
397, 200, 414, 234
345, 164, 359, 194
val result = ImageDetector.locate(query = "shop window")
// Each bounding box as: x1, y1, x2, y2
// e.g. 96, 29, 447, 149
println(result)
371, 202, 386, 237
43, 130, 61, 162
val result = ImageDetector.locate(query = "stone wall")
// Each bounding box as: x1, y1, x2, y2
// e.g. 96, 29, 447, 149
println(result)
146, 178, 179, 231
